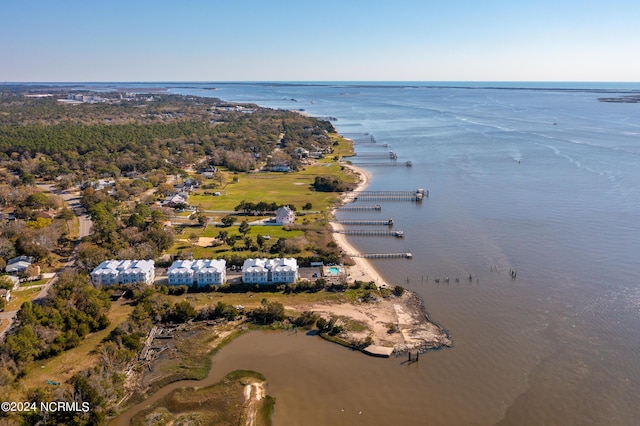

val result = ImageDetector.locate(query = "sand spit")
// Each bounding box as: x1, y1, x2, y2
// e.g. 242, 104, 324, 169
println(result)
289, 291, 451, 354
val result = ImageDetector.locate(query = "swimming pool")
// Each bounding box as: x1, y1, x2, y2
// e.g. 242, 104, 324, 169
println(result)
328, 267, 340, 275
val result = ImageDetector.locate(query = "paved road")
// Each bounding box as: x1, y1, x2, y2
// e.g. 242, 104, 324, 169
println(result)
0, 185, 93, 341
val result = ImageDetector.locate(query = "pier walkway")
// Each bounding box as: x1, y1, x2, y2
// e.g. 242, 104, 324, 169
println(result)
349, 252, 413, 259
337, 204, 382, 211
346, 151, 398, 159
348, 189, 427, 202
333, 219, 394, 225
334, 229, 404, 237
348, 161, 412, 167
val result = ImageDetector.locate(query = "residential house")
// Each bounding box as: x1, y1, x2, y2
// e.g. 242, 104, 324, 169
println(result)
91, 259, 155, 286
174, 179, 199, 192
5, 256, 37, 276
275, 206, 295, 225
167, 259, 226, 286
199, 165, 217, 175
2, 275, 20, 290
0, 289, 10, 302
295, 147, 310, 159
270, 164, 291, 173
162, 192, 189, 208
242, 258, 298, 284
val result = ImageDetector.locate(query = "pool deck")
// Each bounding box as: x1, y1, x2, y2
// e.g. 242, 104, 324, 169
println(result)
323, 265, 347, 277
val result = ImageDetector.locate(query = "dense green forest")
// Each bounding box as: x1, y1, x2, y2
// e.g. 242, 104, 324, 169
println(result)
0, 91, 335, 179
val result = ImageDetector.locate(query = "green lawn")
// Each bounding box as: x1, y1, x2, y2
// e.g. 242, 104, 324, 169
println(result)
6, 286, 43, 311
172, 223, 309, 259
189, 162, 354, 212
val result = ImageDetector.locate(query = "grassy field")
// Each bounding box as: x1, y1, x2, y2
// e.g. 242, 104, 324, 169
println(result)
5, 285, 43, 311
189, 161, 356, 212
171, 288, 352, 311
172, 222, 312, 259
188, 134, 355, 213
3, 300, 134, 401
167, 134, 357, 261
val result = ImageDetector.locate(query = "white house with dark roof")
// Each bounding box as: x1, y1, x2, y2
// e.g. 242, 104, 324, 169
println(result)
91, 260, 155, 286
242, 258, 298, 284
274, 206, 295, 225
167, 259, 226, 286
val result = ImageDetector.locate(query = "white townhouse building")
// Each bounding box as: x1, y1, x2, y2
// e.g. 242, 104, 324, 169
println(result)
275, 206, 295, 225
167, 259, 226, 286
242, 258, 299, 284
91, 260, 155, 286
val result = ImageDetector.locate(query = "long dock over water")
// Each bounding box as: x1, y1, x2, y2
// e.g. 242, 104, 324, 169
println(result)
348, 161, 412, 167
346, 151, 398, 159
334, 229, 404, 237
334, 219, 394, 225
349, 252, 413, 259
337, 204, 382, 211
349, 189, 427, 202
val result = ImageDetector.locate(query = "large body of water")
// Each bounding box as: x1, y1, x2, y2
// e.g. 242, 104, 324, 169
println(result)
118, 82, 640, 425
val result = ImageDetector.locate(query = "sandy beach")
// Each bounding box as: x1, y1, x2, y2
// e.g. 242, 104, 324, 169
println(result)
331, 163, 392, 288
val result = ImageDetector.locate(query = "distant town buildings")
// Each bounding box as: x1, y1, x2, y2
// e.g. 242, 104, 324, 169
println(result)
274, 206, 295, 225
242, 258, 299, 284
91, 260, 155, 286
167, 259, 226, 286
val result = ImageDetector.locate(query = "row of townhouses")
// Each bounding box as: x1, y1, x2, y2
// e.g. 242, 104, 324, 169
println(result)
167, 259, 226, 286
90, 257, 299, 287
90, 260, 156, 286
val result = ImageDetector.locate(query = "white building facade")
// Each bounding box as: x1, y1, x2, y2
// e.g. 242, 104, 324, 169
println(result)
275, 206, 295, 225
167, 259, 226, 286
91, 260, 155, 286
242, 258, 298, 284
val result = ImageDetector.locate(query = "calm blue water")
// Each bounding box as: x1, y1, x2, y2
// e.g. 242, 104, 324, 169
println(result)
166, 82, 640, 425
99, 81, 640, 424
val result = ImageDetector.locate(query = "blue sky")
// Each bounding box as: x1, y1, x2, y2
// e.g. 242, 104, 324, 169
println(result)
2, 0, 639, 82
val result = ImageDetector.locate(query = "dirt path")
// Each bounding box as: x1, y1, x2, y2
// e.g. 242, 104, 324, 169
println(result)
243, 381, 266, 426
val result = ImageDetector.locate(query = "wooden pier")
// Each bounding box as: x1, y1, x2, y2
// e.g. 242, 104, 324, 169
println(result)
334, 218, 394, 225
349, 252, 413, 259
352, 142, 389, 147
351, 188, 427, 202
337, 204, 382, 211
352, 135, 377, 144
348, 161, 412, 167
347, 151, 398, 159
334, 229, 404, 237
